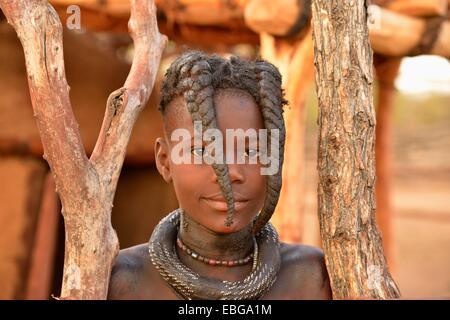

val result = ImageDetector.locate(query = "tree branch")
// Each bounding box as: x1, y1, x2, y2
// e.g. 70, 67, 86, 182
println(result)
0, 0, 89, 206
0, 0, 167, 299
91, 0, 166, 195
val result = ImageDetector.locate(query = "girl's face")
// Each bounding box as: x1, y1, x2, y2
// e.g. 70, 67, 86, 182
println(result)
155, 89, 267, 234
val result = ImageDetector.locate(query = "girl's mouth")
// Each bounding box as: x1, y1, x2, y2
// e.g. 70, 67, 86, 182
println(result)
201, 198, 249, 212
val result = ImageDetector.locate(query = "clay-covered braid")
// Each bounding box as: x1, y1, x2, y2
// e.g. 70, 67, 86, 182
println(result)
251, 61, 286, 234
159, 51, 287, 231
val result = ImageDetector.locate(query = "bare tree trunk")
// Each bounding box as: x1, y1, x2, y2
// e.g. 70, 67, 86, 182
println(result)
0, 0, 166, 299
260, 30, 315, 243
311, 0, 400, 299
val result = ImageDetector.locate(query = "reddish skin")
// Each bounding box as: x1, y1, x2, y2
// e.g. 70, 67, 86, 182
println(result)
108, 89, 332, 300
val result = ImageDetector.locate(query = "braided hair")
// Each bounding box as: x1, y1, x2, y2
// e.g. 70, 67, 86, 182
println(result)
159, 51, 287, 234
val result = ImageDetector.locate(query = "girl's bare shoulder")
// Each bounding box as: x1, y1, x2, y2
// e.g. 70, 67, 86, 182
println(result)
107, 244, 149, 299
263, 243, 332, 299
108, 243, 180, 300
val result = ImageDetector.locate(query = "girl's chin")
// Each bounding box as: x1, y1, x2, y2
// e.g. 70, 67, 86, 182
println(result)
208, 220, 250, 234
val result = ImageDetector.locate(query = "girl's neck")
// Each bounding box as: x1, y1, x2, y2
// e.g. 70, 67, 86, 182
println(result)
178, 212, 254, 262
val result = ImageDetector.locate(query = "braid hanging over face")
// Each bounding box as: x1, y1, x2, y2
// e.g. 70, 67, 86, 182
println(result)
159, 51, 287, 234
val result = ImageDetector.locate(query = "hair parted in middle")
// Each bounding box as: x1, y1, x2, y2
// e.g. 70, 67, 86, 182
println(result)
159, 51, 287, 235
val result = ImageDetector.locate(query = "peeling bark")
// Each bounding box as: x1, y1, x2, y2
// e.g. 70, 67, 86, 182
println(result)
311, 0, 400, 299
0, 0, 167, 299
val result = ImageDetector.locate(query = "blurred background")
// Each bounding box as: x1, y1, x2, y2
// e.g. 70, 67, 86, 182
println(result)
0, 0, 449, 299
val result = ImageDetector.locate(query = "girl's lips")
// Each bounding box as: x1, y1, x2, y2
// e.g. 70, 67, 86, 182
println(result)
201, 198, 249, 211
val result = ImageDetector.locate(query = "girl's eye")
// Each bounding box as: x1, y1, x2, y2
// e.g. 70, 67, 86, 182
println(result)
191, 147, 205, 157
245, 148, 259, 158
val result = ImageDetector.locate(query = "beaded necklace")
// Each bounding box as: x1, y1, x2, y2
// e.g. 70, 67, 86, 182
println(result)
176, 236, 258, 271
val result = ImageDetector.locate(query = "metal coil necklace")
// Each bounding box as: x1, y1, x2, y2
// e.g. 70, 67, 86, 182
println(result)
148, 208, 281, 300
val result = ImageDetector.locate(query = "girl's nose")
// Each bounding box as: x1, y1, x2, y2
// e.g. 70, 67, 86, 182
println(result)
227, 163, 245, 183
211, 163, 245, 184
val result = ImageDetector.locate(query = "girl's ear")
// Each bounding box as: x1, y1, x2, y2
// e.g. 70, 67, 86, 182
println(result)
155, 137, 172, 183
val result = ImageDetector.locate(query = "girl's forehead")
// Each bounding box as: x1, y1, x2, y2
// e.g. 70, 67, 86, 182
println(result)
214, 90, 264, 130
163, 89, 264, 135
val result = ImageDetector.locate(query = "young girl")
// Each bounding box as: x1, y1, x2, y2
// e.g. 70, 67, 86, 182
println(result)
108, 51, 332, 300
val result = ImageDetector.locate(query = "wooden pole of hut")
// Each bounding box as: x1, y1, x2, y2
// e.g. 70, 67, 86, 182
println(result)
47, 0, 450, 59
372, 0, 448, 17
245, 0, 314, 243
260, 33, 315, 243
25, 174, 60, 299
368, 5, 450, 58
373, 56, 402, 273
